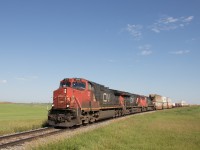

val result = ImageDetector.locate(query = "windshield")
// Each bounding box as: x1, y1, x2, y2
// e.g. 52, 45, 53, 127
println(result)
60, 82, 71, 88
72, 82, 86, 90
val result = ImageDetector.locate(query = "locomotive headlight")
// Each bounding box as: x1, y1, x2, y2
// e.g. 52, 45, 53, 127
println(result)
52, 104, 54, 107
66, 104, 69, 108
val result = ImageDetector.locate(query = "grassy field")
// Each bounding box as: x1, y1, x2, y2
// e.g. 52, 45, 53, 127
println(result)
33, 106, 200, 150
0, 103, 50, 135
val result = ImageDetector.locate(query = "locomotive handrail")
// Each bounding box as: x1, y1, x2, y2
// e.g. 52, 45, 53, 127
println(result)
74, 97, 81, 109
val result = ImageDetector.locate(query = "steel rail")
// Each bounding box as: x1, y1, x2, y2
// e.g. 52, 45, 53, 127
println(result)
0, 127, 51, 141
0, 128, 63, 149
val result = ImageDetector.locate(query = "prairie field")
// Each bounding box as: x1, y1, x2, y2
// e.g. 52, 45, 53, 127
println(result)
0, 103, 50, 135
33, 106, 200, 150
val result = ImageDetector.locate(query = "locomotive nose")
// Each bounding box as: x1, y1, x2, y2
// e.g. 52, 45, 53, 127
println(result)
53, 88, 71, 109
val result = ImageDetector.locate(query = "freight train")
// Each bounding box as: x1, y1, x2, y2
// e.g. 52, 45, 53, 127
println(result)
48, 78, 169, 127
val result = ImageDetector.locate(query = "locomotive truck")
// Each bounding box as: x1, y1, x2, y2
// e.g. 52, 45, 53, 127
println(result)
48, 78, 155, 127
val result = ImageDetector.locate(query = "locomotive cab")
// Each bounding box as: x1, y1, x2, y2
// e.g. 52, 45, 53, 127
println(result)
52, 78, 91, 109
48, 78, 98, 127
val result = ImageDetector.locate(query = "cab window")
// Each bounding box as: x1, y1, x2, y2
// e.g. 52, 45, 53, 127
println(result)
60, 82, 71, 88
72, 82, 86, 90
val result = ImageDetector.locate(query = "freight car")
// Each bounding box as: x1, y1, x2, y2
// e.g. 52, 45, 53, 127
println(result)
174, 101, 189, 107
149, 94, 173, 110
166, 97, 173, 109
149, 94, 163, 110
48, 78, 155, 127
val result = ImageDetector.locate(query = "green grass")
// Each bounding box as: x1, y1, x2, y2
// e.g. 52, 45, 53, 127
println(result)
0, 103, 50, 135
34, 106, 200, 150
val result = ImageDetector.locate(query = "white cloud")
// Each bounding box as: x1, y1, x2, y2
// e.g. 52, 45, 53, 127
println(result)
0, 80, 7, 84
151, 16, 194, 33
170, 50, 190, 55
160, 17, 178, 24
125, 15, 194, 40
141, 50, 152, 56
151, 28, 160, 33
138, 45, 153, 56
183, 16, 194, 22
138, 45, 151, 50
126, 24, 143, 40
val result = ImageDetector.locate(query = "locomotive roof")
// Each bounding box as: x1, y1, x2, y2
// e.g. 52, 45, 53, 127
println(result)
62, 78, 107, 88
61, 78, 149, 97
110, 89, 131, 96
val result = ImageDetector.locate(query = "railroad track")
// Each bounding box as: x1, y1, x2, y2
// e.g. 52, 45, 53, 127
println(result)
0, 127, 64, 149
0, 111, 156, 149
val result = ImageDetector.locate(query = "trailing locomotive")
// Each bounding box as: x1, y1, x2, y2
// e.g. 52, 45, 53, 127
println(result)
48, 78, 155, 127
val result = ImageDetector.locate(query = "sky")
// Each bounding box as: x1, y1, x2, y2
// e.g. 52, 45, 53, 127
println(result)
0, 0, 199, 104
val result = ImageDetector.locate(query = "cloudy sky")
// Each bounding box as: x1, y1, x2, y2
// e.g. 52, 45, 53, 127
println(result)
0, 0, 199, 104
